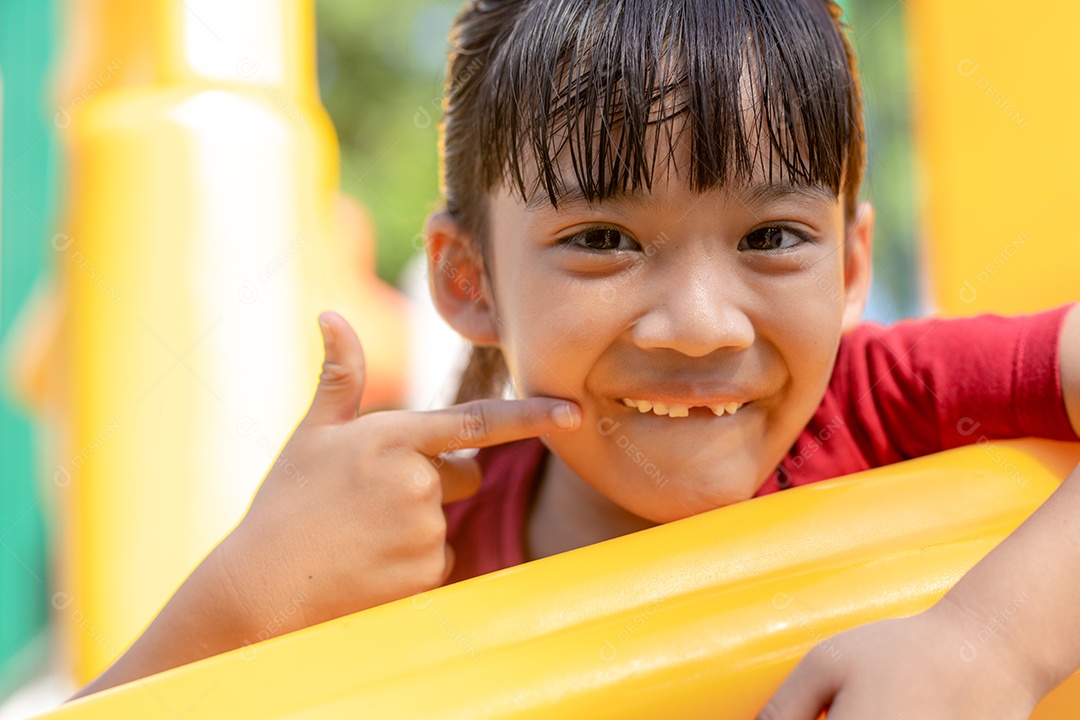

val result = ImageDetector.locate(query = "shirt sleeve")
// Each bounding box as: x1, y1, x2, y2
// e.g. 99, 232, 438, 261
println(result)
831, 304, 1078, 467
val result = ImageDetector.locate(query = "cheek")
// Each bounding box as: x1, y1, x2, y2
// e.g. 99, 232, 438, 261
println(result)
753, 264, 846, 395
497, 276, 612, 398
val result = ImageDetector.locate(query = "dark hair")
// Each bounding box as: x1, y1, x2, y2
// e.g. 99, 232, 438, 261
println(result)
440, 0, 866, 402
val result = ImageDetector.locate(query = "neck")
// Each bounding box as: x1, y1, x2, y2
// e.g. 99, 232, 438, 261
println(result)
526, 450, 657, 561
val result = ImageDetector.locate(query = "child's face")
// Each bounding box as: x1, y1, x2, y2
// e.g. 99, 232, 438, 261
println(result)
432, 145, 873, 524
430, 0, 871, 524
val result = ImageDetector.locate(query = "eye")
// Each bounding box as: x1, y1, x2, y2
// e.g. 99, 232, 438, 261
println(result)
560, 227, 640, 252
739, 226, 809, 251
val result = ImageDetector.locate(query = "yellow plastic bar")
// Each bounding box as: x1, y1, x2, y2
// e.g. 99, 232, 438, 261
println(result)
905, 1, 1080, 315
44, 0, 405, 683
39, 440, 1080, 719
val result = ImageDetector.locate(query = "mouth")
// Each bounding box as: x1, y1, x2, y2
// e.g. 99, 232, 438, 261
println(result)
618, 397, 747, 418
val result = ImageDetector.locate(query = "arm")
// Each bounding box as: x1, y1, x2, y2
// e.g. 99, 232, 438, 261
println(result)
65, 312, 581, 702
760, 304, 1080, 719
933, 306, 1080, 694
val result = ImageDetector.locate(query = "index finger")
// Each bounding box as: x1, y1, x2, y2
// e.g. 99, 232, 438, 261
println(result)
407, 398, 581, 457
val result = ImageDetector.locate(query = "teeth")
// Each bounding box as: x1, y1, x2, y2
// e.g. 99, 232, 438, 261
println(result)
710, 402, 744, 416
620, 399, 744, 418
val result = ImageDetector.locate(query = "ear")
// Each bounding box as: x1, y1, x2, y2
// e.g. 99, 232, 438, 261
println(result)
424, 211, 500, 346
840, 201, 875, 333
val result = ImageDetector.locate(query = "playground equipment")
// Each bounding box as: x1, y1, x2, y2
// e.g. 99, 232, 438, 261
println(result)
907, 1, 1080, 315
27, 0, 408, 685
38, 441, 1080, 718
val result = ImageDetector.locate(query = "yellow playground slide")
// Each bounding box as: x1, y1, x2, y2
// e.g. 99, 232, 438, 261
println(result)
36, 441, 1080, 718
31, 0, 1080, 718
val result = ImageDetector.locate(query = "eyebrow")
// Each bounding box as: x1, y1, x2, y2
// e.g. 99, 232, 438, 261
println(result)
733, 182, 837, 207
524, 180, 837, 213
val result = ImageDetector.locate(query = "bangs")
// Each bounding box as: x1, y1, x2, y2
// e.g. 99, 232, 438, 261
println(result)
477, 0, 861, 211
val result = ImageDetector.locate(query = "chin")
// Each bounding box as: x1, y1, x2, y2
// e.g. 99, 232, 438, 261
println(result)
609, 469, 765, 524
671, 487, 760, 520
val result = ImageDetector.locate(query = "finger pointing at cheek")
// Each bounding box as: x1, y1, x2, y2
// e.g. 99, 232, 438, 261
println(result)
383, 397, 582, 459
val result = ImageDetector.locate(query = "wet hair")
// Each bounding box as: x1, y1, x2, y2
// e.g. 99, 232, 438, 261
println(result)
439, 0, 866, 402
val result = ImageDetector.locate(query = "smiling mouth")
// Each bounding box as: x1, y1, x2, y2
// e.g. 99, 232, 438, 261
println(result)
619, 398, 745, 418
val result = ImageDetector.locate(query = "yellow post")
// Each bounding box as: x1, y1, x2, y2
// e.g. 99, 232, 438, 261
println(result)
43, 0, 404, 682
906, 2, 1080, 314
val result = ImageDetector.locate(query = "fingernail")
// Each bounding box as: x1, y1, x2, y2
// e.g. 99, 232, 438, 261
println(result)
552, 402, 580, 429
317, 314, 332, 345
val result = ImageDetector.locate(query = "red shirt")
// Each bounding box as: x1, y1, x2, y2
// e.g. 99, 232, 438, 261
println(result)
444, 306, 1078, 584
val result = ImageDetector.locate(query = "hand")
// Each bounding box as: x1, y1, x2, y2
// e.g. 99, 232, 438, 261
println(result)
219, 310, 581, 641
757, 597, 1044, 719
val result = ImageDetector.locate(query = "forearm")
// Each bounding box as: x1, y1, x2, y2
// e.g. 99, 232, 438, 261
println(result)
65, 543, 253, 702
937, 461, 1080, 697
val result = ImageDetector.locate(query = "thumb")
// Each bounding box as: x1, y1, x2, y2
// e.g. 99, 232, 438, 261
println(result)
306, 311, 366, 426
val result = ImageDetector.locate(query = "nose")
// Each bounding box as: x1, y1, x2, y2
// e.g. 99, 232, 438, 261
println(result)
630, 265, 755, 357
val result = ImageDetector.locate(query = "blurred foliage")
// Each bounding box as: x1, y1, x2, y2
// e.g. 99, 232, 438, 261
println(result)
839, 0, 920, 318
315, 0, 460, 282
316, 0, 919, 317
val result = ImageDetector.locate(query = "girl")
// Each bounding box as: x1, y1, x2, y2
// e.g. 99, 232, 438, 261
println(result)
70, 0, 1080, 717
